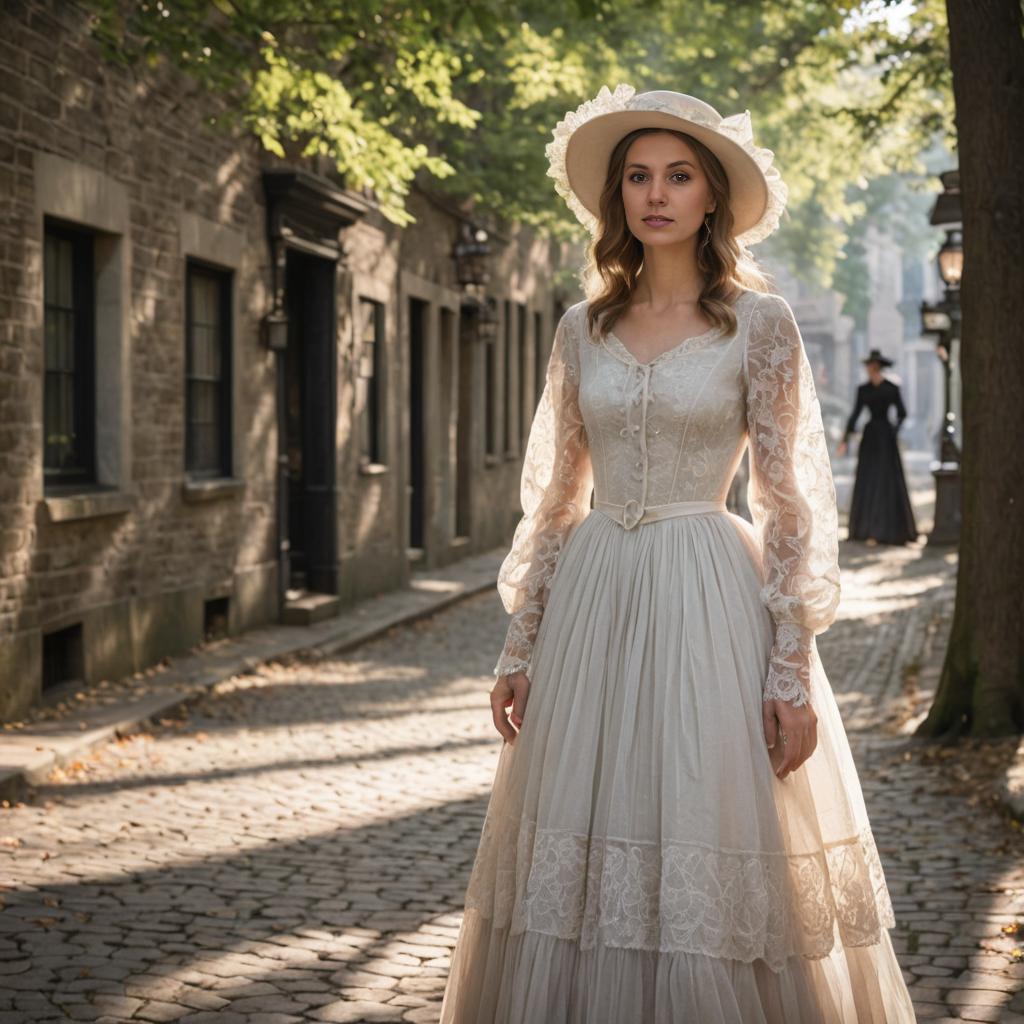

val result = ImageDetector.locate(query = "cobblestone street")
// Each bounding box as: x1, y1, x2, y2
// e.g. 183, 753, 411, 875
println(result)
4, 0, 1023, 1020
2, 477, 1023, 1022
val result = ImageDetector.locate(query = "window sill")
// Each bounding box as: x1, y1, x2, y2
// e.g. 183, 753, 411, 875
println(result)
357, 462, 389, 477
503, 450, 521, 461
182, 477, 246, 503
42, 489, 136, 523
484, 453, 501, 468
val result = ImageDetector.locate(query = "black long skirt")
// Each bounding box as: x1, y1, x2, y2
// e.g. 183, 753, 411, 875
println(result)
847, 421, 918, 544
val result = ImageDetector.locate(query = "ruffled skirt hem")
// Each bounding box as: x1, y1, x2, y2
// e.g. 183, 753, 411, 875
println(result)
440, 908, 916, 1024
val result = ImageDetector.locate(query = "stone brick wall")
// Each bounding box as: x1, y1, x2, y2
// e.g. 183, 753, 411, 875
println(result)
0, 0, 583, 719
0, 2, 285, 719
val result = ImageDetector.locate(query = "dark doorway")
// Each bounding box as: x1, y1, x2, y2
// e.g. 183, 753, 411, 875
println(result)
456, 306, 475, 539
408, 297, 428, 556
283, 249, 338, 595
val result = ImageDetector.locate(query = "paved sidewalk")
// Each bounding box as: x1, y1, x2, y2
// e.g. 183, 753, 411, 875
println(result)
2, 453, 1022, 1023
0, 551, 504, 804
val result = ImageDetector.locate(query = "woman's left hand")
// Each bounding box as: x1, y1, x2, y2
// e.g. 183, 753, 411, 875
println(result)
763, 699, 818, 780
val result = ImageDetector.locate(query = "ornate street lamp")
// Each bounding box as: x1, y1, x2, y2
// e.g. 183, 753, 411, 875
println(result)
937, 227, 964, 289
932, 224, 963, 469
919, 170, 963, 545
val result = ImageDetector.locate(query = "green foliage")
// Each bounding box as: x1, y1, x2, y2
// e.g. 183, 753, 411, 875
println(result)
83, 0, 954, 282
85, 0, 483, 225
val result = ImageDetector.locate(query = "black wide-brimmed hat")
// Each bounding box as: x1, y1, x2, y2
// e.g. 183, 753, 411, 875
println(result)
861, 348, 894, 368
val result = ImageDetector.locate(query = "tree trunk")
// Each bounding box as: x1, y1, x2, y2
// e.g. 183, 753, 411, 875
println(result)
917, 0, 1024, 738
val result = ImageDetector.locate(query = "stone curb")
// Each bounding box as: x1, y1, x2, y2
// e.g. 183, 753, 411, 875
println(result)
0, 549, 505, 804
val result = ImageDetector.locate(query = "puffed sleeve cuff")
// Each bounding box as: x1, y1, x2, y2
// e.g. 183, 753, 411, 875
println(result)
762, 621, 815, 707
493, 608, 539, 678
493, 652, 531, 679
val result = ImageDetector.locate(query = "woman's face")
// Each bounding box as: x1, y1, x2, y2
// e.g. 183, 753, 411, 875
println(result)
620, 131, 716, 247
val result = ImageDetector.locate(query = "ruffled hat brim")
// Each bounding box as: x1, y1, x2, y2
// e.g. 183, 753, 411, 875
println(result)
546, 84, 788, 247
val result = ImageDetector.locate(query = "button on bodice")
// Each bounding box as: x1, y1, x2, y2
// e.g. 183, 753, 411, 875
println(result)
576, 326, 747, 526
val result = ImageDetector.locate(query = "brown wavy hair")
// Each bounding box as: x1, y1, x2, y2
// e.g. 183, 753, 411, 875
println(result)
583, 127, 773, 343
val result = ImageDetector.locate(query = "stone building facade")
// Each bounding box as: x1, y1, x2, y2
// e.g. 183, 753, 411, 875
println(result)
0, 1, 581, 720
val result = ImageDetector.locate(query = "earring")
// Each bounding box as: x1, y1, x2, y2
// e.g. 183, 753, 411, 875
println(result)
698, 215, 712, 258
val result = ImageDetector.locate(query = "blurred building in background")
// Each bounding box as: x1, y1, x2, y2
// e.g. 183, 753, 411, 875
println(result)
763, 227, 947, 456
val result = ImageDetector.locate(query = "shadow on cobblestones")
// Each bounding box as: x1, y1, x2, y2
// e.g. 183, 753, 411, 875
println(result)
3, 538, 1023, 1022
18, 731, 497, 803
2, 777, 490, 1021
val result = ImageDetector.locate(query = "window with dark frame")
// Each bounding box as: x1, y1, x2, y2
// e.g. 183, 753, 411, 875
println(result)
185, 260, 233, 478
43, 219, 96, 488
358, 297, 386, 466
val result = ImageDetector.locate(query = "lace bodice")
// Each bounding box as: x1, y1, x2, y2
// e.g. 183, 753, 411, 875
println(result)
493, 288, 841, 707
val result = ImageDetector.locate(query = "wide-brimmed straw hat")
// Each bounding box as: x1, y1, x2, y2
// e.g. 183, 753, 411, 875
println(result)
546, 84, 788, 247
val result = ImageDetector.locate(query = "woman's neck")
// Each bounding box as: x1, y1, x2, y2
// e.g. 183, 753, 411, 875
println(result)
633, 242, 705, 309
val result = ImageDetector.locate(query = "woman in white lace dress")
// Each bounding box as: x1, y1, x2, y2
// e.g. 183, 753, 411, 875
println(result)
439, 85, 916, 1024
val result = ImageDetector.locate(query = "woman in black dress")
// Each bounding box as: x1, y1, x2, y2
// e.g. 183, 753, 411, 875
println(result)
836, 348, 918, 545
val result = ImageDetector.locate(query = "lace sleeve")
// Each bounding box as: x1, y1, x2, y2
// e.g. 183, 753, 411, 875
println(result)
743, 293, 841, 707
493, 307, 593, 679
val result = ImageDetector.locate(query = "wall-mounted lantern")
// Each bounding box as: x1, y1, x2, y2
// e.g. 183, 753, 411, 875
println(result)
453, 223, 492, 288
262, 310, 289, 351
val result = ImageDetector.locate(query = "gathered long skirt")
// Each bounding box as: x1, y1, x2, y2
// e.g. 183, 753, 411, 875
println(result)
848, 421, 918, 545
440, 506, 916, 1023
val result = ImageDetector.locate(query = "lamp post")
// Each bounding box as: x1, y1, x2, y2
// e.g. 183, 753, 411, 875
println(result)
919, 170, 963, 546
935, 226, 963, 469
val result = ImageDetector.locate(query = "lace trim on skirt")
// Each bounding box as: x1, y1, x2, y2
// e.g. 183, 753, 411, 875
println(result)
463, 811, 896, 973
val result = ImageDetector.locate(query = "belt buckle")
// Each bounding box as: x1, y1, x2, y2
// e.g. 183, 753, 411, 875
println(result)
622, 498, 643, 530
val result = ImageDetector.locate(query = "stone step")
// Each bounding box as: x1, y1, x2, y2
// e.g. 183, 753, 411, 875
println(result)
283, 591, 341, 626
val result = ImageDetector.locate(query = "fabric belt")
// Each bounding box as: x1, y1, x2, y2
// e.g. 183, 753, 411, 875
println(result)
594, 498, 728, 530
